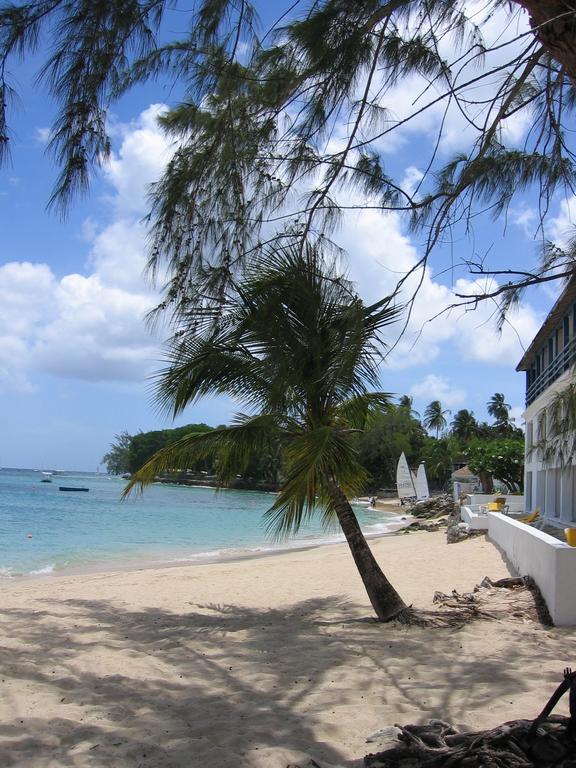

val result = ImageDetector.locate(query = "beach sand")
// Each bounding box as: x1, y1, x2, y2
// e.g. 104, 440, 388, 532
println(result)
0, 530, 572, 767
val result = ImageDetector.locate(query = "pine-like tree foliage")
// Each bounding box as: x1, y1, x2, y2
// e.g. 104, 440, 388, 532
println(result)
2, 0, 576, 316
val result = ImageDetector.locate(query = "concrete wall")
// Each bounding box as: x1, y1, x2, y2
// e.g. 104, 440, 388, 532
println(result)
466, 494, 525, 512
461, 506, 489, 530
488, 513, 576, 626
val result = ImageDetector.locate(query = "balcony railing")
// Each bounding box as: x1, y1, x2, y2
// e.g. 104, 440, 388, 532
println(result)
526, 336, 576, 406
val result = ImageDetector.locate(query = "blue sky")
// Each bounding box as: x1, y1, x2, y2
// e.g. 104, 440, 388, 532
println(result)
0, 1, 573, 470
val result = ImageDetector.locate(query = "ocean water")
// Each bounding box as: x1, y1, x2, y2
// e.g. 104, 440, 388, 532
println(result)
0, 468, 406, 578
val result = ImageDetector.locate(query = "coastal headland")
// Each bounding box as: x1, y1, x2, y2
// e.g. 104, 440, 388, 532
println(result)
0, 531, 572, 767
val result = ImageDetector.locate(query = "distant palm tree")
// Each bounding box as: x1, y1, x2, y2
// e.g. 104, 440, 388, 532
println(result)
451, 409, 480, 441
398, 395, 420, 419
124, 243, 408, 622
487, 392, 512, 430
423, 400, 450, 438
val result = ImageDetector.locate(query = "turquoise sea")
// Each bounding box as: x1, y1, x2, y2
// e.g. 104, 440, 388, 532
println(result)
0, 468, 405, 578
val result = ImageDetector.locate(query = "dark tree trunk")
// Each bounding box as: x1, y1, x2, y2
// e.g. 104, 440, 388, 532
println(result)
327, 482, 407, 622
514, 1, 576, 84
478, 470, 494, 494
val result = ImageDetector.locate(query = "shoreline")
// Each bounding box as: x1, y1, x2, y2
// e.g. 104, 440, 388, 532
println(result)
1, 513, 413, 584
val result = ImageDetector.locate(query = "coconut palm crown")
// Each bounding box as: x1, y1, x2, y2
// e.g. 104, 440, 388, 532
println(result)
423, 400, 450, 439
124, 242, 407, 621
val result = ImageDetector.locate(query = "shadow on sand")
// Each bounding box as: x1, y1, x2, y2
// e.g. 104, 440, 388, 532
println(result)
0, 590, 565, 767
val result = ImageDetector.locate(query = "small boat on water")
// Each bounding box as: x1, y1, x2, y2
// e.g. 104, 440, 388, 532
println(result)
59, 486, 89, 492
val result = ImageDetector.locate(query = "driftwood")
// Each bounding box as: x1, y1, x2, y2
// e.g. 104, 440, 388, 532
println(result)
431, 575, 553, 627
364, 669, 576, 768
391, 574, 552, 629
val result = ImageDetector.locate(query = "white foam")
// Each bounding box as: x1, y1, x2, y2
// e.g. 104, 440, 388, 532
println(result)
29, 563, 55, 576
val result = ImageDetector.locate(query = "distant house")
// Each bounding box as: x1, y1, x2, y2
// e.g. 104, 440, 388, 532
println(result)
451, 464, 478, 499
516, 277, 576, 524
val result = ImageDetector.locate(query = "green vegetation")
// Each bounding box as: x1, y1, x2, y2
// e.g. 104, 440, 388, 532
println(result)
124, 243, 408, 621
102, 425, 215, 477
105, 390, 525, 495
356, 407, 427, 491
1, 2, 575, 322
127, 424, 214, 475
101, 431, 132, 476
467, 439, 525, 494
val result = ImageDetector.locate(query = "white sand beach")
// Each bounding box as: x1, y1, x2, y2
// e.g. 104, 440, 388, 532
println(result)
0, 530, 572, 767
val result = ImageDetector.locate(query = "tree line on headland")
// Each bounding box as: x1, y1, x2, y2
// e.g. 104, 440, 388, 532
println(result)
103, 394, 524, 495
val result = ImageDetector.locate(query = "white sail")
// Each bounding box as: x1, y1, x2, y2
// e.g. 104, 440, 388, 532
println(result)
396, 452, 416, 499
415, 463, 430, 500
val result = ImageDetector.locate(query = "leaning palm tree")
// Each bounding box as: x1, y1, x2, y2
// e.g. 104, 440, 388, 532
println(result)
124, 243, 408, 622
423, 400, 450, 439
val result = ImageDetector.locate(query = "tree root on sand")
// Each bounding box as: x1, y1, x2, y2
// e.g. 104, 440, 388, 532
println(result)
389, 575, 552, 628
288, 672, 576, 768
364, 715, 576, 767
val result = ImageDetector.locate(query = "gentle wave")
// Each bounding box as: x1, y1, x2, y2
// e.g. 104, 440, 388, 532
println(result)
0, 469, 408, 578
29, 563, 56, 576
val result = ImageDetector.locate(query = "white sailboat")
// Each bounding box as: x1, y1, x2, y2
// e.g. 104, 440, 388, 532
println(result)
396, 452, 417, 501
415, 462, 430, 501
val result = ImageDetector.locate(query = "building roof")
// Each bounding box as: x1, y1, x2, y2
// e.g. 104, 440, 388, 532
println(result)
516, 278, 576, 371
451, 465, 477, 480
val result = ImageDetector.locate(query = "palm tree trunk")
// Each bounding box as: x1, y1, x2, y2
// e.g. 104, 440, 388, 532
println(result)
327, 481, 407, 622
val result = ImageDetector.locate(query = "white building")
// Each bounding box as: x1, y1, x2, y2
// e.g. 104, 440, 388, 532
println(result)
467, 279, 576, 625
516, 278, 576, 524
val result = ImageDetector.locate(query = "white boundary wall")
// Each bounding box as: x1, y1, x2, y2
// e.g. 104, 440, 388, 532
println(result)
487, 513, 576, 626
466, 494, 525, 513
461, 506, 488, 530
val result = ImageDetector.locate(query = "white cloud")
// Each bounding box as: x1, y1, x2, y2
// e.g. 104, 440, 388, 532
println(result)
32, 273, 158, 382
410, 374, 466, 407
339, 205, 542, 371
86, 219, 151, 292
510, 206, 538, 238
0, 262, 56, 391
34, 127, 51, 144
368, 3, 532, 159
450, 277, 542, 365
0, 336, 34, 393
0, 106, 170, 393
548, 195, 576, 245
103, 103, 172, 215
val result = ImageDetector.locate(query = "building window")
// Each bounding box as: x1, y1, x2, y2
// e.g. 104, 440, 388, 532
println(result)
526, 421, 533, 449
564, 316, 570, 346
548, 337, 554, 366
537, 411, 547, 460
525, 471, 532, 511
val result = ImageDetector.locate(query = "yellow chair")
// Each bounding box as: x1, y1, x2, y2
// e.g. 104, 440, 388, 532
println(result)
565, 528, 576, 547
519, 507, 540, 524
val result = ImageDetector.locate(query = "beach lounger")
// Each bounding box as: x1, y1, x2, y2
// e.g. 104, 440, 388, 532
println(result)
485, 501, 509, 513
518, 508, 540, 524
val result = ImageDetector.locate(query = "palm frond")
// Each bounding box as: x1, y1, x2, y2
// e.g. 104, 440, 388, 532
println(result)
334, 392, 393, 430
264, 427, 367, 538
